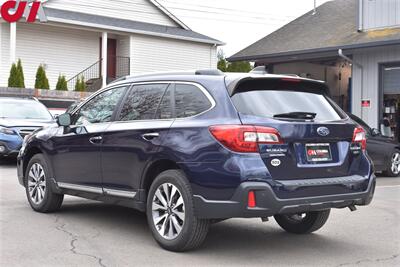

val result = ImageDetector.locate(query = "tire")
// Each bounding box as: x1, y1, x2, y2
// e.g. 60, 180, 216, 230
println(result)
274, 209, 330, 234
25, 154, 64, 213
146, 170, 210, 252
383, 150, 400, 177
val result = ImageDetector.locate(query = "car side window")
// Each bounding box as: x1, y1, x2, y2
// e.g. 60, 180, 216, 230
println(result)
119, 84, 168, 121
74, 86, 127, 125
175, 84, 212, 118
155, 86, 174, 119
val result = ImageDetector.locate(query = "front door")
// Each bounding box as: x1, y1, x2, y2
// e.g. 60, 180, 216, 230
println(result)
99, 38, 117, 80
101, 83, 172, 193
51, 86, 128, 188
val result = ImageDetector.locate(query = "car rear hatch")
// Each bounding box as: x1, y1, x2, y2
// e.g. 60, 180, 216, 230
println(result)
222, 76, 370, 196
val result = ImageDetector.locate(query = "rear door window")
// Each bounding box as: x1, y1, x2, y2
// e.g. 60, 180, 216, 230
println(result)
118, 83, 169, 121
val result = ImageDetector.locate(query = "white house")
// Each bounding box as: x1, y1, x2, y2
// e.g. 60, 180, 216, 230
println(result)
0, 0, 223, 91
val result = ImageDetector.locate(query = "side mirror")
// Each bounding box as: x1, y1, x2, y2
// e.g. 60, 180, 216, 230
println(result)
370, 128, 380, 136
57, 113, 71, 127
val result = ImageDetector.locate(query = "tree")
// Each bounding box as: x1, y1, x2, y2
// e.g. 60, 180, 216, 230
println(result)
7, 59, 25, 88
35, 64, 50, 89
217, 49, 252, 73
56, 74, 68, 91
75, 75, 86, 92
227, 61, 252, 73
7, 63, 19, 88
16, 59, 25, 88
217, 50, 227, 72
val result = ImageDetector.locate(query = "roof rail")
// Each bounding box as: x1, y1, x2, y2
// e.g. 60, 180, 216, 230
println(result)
109, 69, 224, 84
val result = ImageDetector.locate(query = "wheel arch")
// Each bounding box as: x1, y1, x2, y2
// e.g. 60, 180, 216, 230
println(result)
141, 159, 182, 193
23, 146, 44, 177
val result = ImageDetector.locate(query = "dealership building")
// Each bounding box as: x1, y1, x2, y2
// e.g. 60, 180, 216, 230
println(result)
0, 0, 223, 91
229, 0, 400, 140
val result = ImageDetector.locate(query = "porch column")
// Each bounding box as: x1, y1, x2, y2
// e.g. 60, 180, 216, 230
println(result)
129, 35, 134, 75
101, 32, 108, 88
10, 22, 16, 64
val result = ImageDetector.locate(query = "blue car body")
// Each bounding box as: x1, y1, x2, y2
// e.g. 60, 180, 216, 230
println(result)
0, 97, 53, 157
17, 73, 375, 219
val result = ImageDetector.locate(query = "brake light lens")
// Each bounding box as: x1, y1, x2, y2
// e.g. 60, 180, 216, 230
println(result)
352, 127, 366, 151
248, 191, 256, 208
209, 125, 283, 153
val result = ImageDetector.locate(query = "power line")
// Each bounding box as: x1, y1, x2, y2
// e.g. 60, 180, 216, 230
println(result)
177, 14, 287, 25
158, 0, 296, 18
47, 0, 293, 23
47, 2, 290, 25
155, 5, 293, 22
45, 1, 291, 26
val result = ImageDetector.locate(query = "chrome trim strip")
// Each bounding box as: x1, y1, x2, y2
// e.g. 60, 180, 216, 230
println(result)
72, 81, 216, 120
104, 188, 137, 198
57, 182, 103, 194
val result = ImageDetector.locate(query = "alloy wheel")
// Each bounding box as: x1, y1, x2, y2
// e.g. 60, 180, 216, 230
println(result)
27, 163, 46, 205
391, 152, 400, 175
152, 183, 185, 240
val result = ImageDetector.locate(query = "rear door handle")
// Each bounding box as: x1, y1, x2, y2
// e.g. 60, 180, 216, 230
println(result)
142, 132, 160, 141
89, 136, 103, 144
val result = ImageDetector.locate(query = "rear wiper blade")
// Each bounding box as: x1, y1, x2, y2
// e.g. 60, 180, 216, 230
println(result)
273, 112, 317, 120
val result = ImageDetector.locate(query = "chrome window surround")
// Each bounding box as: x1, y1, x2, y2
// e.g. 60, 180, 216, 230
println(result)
70, 81, 216, 123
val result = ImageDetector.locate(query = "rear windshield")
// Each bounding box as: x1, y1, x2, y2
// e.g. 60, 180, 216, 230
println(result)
231, 90, 344, 121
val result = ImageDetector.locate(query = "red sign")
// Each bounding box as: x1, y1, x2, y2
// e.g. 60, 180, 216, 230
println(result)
361, 99, 371, 108
1, 1, 46, 23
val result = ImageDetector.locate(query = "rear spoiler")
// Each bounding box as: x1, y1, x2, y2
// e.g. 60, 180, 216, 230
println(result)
226, 76, 330, 97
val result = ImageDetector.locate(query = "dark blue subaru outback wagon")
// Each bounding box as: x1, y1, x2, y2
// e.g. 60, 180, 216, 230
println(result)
17, 70, 375, 251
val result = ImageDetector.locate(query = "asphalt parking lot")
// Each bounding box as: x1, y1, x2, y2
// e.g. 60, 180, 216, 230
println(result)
0, 159, 399, 267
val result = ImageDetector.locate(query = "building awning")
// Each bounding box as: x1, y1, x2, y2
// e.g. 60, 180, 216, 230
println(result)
45, 8, 224, 45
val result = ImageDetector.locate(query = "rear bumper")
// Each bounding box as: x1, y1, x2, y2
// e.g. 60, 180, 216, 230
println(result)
193, 174, 376, 219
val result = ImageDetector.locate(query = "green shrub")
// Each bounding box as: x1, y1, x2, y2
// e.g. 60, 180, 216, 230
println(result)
35, 64, 50, 89
7, 63, 19, 88
16, 59, 25, 88
56, 74, 68, 91
226, 61, 252, 73
217, 49, 252, 73
7, 59, 25, 88
75, 76, 86, 92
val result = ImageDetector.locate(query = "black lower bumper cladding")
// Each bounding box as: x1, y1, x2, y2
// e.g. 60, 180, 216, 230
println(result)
193, 175, 376, 219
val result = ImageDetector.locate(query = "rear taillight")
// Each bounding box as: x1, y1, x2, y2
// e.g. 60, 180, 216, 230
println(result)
352, 127, 366, 151
209, 125, 283, 153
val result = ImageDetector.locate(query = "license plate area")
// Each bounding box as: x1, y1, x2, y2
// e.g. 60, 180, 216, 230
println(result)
305, 143, 332, 162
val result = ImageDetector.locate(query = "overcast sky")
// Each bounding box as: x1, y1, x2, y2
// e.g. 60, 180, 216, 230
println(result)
158, 0, 332, 57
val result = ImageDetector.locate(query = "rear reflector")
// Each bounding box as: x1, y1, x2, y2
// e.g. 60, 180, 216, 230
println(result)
248, 191, 256, 208
209, 125, 283, 153
352, 127, 367, 151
